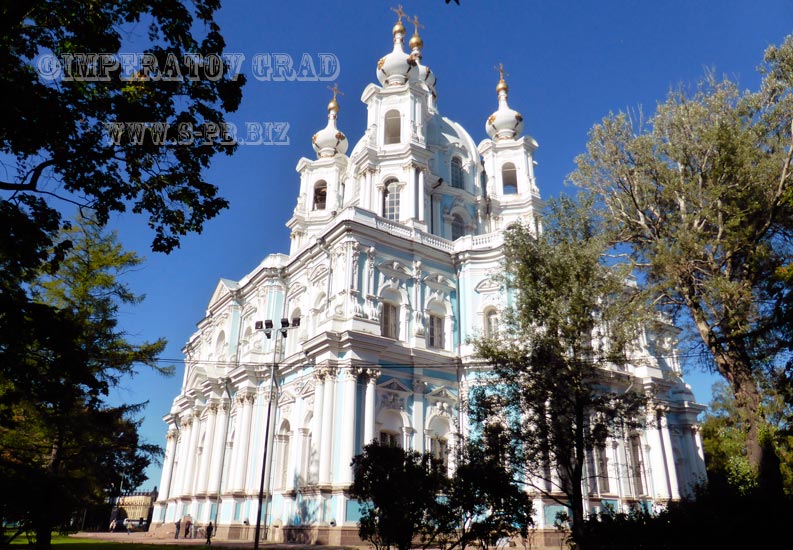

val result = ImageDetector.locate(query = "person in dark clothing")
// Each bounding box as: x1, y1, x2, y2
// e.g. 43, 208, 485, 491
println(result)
174, 518, 181, 539
205, 522, 213, 545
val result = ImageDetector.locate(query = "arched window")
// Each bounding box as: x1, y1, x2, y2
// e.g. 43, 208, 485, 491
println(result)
451, 157, 464, 189
276, 420, 291, 489
384, 109, 401, 145
502, 162, 518, 195
428, 416, 451, 468
214, 331, 226, 361
379, 409, 404, 448
484, 309, 499, 337
451, 214, 465, 240
382, 178, 400, 221
313, 180, 327, 210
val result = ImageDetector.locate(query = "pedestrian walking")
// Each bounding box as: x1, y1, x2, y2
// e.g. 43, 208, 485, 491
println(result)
205, 522, 213, 545
184, 517, 192, 538
174, 518, 181, 539
109, 519, 116, 532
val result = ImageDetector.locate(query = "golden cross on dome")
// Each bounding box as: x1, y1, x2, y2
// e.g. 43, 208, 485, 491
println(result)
327, 83, 343, 101
496, 63, 508, 81
410, 15, 424, 32
390, 4, 406, 22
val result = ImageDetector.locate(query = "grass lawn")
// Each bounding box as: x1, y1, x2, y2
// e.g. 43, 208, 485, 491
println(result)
8, 534, 210, 550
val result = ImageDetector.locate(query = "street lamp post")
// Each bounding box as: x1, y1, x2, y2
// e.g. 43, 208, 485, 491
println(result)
253, 318, 297, 550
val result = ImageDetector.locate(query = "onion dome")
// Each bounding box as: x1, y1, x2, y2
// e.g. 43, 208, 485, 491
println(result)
407, 15, 436, 89
486, 64, 524, 141
312, 84, 348, 158
377, 7, 413, 86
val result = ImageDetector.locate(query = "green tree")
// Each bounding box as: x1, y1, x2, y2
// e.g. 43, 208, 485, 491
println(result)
0, 0, 244, 255
470, 194, 649, 549
441, 425, 533, 550
702, 380, 793, 495
0, 216, 168, 550
570, 34, 793, 493
350, 442, 448, 550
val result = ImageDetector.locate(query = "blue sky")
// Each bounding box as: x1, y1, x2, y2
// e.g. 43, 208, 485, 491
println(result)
103, 0, 793, 490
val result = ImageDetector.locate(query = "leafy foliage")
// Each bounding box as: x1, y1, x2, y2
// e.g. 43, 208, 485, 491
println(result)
440, 425, 533, 550
470, 194, 650, 547
0, 0, 244, 254
0, 217, 168, 550
702, 380, 793, 495
350, 442, 448, 550
570, 34, 793, 491
349, 438, 531, 550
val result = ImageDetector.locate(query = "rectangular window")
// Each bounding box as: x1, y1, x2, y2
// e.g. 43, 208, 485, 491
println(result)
630, 436, 645, 496
197, 503, 204, 522
430, 437, 448, 467
428, 314, 444, 349
596, 447, 610, 494
384, 185, 400, 221
233, 502, 241, 522
380, 431, 401, 448
381, 303, 399, 339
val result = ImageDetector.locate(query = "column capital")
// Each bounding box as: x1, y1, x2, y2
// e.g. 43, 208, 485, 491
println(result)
366, 368, 381, 383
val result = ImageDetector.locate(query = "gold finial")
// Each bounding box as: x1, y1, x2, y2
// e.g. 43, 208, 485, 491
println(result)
409, 15, 424, 50
390, 4, 406, 22
327, 83, 343, 112
495, 63, 509, 94
390, 4, 406, 35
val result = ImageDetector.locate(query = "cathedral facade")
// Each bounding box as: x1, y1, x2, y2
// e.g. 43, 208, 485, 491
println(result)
152, 13, 706, 546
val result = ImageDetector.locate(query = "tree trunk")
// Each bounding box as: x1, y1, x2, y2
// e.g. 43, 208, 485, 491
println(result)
33, 438, 62, 550
569, 401, 587, 550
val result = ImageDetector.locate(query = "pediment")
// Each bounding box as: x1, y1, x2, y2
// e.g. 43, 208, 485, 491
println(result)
308, 265, 329, 283
474, 278, 502, 294
424, 273, 455, 292
297, 378, 315, 397
378, 260, 410, 280
378, 377, 411, 394
208, 278, 239, 306
427, 385, 456, 402
279, 390, 296, 405
288, 283, 307, 299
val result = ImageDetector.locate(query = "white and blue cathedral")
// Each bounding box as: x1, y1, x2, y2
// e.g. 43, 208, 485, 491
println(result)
152, 12, 707, 547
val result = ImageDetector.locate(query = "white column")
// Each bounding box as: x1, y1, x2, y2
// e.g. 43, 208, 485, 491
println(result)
159, 428, 179, 500
180, 412, 200, 496
310, 372, 325, 484
338, 368, 359, 484
227, 396, 245, 490
232, 392, 255, 491
363, 369, 380, 445
195, 404, 218, 495
362, 170, 373, 210
412, 381, 426, 454
418, 170, 426, 223
659, 412, 680, 499
691, 425, 707, 480
207, 400, 230, 494
645, 411, 668, 499
319, 368, 337, 485
405, 166, 416, 221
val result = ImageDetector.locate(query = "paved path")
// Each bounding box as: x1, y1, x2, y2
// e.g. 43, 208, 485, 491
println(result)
72, 531, 353, 550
